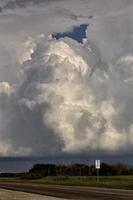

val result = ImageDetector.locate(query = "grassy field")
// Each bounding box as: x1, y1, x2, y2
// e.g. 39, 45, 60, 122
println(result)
1, 176, 133, 190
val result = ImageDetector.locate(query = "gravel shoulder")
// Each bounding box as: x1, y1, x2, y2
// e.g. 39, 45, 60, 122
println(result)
0, 188, 68, 200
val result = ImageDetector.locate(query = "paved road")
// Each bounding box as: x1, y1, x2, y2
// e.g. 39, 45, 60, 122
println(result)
0, 183, 133, 200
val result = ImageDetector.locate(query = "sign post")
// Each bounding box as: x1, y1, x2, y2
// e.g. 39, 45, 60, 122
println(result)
95, 160, 100, 183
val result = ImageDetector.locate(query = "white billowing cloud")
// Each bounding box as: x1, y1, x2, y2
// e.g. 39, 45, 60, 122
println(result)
0, 82, 12, 94
0, 0, 133, 156
0, 34, 132, 156
0, 82, 32, 156
0, 0, 132, 79
22, 37, 133, 154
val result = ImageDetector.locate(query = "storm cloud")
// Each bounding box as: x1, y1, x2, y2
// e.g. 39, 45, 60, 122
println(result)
0, 0, 133, 156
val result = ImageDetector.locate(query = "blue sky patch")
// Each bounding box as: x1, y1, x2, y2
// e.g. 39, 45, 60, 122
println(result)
52, 24, 88, 43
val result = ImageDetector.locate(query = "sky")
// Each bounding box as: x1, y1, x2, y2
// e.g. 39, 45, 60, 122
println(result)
52, 24, 88, 43
0, 0, 133, 162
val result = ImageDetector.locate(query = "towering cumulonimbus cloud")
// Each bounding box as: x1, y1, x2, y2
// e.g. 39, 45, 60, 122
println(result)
0, 0, 133, 156
0, 34, 133, 156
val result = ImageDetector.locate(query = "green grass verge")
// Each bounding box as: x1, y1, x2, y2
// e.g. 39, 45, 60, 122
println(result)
1, 176, 133, 190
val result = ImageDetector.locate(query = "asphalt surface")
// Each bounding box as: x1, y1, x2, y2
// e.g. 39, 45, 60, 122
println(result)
0, 183, 133, 200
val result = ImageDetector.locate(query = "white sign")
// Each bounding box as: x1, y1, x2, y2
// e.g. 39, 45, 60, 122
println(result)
95, 160, 100, 169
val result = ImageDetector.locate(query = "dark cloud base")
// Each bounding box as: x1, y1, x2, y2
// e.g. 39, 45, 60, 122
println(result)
0, 155, 133, 172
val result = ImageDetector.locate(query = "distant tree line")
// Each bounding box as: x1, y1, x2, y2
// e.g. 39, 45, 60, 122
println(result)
20, 163, 133, 179
1, 163, 133, 179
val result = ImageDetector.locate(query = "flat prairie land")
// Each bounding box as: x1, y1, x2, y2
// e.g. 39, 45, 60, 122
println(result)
1, 176, 133, 190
